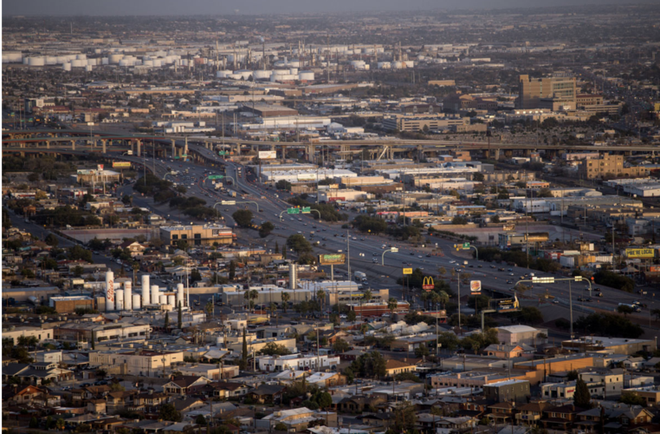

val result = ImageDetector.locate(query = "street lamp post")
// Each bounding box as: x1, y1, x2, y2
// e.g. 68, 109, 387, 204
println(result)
381, 247, 399, 266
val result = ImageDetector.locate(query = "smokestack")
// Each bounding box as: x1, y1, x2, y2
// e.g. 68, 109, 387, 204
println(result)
105, 271, 115, 311
289, 263, 297, 290
124, 281, 132, 311
141, 275, 150, 306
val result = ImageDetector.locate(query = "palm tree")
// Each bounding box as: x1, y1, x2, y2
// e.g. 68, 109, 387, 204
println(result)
205, 301, 214, 320
269, 302, 277, 325
316, 289, 326, 316
387, 297, 398, 316
362, 289, 372, 303
247, 289, 259, 312
436, 290, 449, 310
438, 266, 447, 276
281, 292, 290, 313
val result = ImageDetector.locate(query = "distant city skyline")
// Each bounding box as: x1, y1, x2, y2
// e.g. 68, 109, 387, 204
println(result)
3, 0, 653, 16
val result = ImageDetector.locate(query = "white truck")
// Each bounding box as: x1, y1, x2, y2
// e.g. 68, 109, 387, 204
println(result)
354, 271, 367, 283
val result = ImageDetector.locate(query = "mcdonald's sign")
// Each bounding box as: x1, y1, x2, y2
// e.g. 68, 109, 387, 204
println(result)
423, 276, 435, 290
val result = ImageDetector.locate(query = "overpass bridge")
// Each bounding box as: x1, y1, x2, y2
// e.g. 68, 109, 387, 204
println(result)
3, 128, 657, 163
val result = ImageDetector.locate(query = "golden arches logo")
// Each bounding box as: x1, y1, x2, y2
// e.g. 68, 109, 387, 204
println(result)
422, 276, 435, 290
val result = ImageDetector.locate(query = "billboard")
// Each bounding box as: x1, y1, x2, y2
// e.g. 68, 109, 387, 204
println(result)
470, 280, 482, 294
112, 161, 131, 169
403, 268, 413, 275
650, 266, 660, 272
258, 151, 277, 160
423, 276, 435, 290
319, 253, 346, 265
625, 248, 655, 259
97, 164, 104, 171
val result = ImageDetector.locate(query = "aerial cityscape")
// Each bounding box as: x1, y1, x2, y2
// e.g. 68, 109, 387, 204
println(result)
2, 2, 660, 434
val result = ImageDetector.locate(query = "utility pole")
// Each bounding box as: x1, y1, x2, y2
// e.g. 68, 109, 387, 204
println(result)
347, 230, 351, 280
457, 278, 461, 335
569, 280, 574, 339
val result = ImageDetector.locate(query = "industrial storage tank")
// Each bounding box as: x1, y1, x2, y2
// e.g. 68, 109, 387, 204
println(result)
392, 61, 403, 69
71, 59, 86, 68
176, 283, 184, 308
350, 60, 366, 70
141, 275, 150, 305
253, 70, 271, 80
85, 65, 93, 72
76, 54, 87, 60
87, 59, 98, 66
105, 271, 115, 311
298, 71, 314, 81
151, 285, 160, 305
377, 62, 391, 69
289, 67, 299, 75
28, 57, 45, 66
124, 281, 132, 310
62, 63, 72, 71
2, 51, 23, 63
216, 70, 233, 78
167, 295, 176, 307
404, 60, 415, 68
132, 294, 141, 310
153, 59, 162, 67
116, 290, 124, 311
45, 56, 58, 65
159, 295, 167, 306
101, 58, 109, 65
109, 54, 123, 64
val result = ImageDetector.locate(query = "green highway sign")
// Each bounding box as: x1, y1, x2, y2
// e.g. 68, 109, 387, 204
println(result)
208, 175, 225, 180
287, 208, 300, 215
301, 207, 311, 213
219, 151, 227, 156
463, 242, 470, 249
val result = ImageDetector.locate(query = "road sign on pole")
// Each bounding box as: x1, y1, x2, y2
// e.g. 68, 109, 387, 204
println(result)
403, 268, 413, 275
287, 208, 301, 215
208, 175, 225, 180
390, 247, 399, 253
301, 207, 311, 213
462, 242, 470, 249
221, 200, 236, 205
470, 280, 482, 294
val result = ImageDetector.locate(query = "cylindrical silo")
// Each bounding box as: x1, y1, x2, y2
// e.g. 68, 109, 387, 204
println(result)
159, 295, 167, 306
101, 57, 109, 65
28, 57, 45, 66
85, 65, 93, 72
141, 275, 150, 305
151, 285, 160, 305
167, 295, 176, 307
105, 271, 115, 311
132, 294, 142, 311
176, 283, 184, 308
299, 71, 314, 81
289, 263, 297, 290
116, 289, 124, 311
62, 63, 72, 71
124, 281, 132, 311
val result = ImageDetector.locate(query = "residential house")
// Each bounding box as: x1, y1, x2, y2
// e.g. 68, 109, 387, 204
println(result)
163, 376, 212, 396
118, 241, 147, 257
488, 402, 516, 424
258, 407, 338, 431
542, 404, 584, 431
338, 395, 387, 414
385, 359, 418, 376
86, 399, 107, 415
206, 381, 250, 400
515, 401, 548, 426
249, 384, 285, 404
484, 344, 525, 359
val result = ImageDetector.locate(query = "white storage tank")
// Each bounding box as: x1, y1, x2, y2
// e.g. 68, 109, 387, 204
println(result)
159, 295, 168, 305
124, 281, 132, 311
132, 294, 142, 310
28, 57, 45, 66
71, 59, 86, 68
116, 289, 124, 311
141, 275, 150, 305
298, 71, 314, 81
289, 67, 298, 75
109, 54, 123, 64
176, 283, 184, 308
85, 65, 93, 72
378, 62, 391, 69
87, 59, 98, 66
2, 51, 23, 63
253, 70, 271, 80
76, 54, 87, 60
392, 61, 403, 69
405, 60, 415, 68
62, 63, 72, 71
167, 295, 176, 307
101, 57, 109, 65
105, 271, 115, 311
151, 285, 160, 305
216, 70, 233, 78
45, 56, 57, 65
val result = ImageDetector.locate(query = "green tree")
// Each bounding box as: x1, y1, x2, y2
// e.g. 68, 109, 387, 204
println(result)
349, 351, 387, 379
333, 338, 351, 354
387, 297, 398, 315
45, 233, 59, 247
619, 391, 646, 406
574, 378, 591, 408
229, 260, 236, 280
347, 310, 357, 322
286, 233, 313, 254
158, 403, 182, 422
258, 342, 291, 356
259, 221, 275, 238
240, 328, 248, 370
617, 304, 634, 317
164, 311, 169, 329
232, 209, 254, 228
414, 343, 430, 358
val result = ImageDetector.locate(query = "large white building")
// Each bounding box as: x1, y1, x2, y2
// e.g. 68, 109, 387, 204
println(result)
257, 353, 341, 372
262, 168, 358, 184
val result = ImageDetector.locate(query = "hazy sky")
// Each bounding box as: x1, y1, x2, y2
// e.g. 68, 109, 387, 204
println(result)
2, 0, 636, 16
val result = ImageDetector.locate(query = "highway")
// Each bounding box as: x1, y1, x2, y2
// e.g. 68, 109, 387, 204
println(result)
114, 142, 660, 334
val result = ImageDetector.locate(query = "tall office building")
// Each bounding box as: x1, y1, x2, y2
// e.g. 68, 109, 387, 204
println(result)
517, 74, 577, 109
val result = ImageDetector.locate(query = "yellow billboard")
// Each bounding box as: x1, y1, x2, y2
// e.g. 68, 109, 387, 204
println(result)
625, 248, 655, 259
112, 161, 132, 168
403, 268, 413, 275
